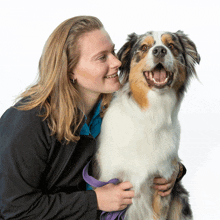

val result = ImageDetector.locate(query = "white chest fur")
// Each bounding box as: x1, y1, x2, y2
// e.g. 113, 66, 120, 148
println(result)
97, 86, 181, 219
97, 85, 181, 196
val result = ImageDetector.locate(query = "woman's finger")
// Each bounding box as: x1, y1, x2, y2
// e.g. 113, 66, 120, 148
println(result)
119, 181, 133, 190
119, 204, 128, 210
153, 177, 168, 185
122, 190, 135, 199
154, 183, 172, 192
158, 188, 172, 197
122, 198, 133, 205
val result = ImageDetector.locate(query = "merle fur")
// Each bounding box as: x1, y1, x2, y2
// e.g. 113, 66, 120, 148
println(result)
117, 30, 200, 99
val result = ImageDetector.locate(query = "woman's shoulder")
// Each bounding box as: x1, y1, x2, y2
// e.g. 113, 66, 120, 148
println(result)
1, 100, 44, 128
0, 99, 52, 147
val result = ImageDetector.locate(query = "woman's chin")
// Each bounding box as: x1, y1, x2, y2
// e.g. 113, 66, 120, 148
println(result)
105, 81, 121, 93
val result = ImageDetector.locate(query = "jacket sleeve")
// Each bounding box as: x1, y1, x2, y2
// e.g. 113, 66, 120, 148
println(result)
0, 107, 97, 220
176, 162, 187, 183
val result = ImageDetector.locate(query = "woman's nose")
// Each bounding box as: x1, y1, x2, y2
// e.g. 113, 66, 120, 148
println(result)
110, 54, 122, 69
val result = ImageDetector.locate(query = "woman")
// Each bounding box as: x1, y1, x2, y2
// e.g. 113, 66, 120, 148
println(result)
0, 16, 186, 219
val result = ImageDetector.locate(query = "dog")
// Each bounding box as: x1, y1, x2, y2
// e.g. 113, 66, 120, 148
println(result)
94, 30, 200, 220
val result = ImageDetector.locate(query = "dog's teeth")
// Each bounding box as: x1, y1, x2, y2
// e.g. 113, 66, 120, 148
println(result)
144, 71, 149, 78
149, 72, 153, 80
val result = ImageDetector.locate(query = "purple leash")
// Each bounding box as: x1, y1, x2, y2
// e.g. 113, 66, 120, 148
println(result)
83, 161, 127, 220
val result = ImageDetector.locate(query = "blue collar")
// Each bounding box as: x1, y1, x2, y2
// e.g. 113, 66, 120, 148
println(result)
80, 100, 102, 138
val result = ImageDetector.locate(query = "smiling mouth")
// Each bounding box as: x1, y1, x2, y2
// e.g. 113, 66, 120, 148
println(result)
104, 73, 118, 79
143, 63, 173, 88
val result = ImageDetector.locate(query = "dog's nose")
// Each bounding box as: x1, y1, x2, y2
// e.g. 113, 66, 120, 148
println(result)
153, 46, 167, 58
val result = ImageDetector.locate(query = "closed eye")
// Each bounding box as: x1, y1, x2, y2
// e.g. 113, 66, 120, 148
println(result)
97, 45, 116, 62
99, 48, 116, 62
99, 54, 107, 61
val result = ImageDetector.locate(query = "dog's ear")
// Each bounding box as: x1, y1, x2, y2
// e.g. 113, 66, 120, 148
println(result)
117, 33, 138, 84
175, 30, 200, 78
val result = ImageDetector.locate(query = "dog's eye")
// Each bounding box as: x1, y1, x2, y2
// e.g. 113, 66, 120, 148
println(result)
141, 44, 148, 52
168, 43, 174, 49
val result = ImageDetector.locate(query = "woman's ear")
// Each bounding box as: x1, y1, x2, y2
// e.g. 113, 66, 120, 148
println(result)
69, 73, 76, 83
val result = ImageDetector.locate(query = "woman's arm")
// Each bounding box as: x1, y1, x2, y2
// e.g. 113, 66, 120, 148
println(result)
0, 107, 97, 220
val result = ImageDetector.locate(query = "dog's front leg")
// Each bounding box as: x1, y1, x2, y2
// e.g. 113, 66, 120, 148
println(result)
152, 190, 171, 220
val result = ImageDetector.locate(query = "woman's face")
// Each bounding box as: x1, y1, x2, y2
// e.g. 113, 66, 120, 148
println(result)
73, 29, 121, 98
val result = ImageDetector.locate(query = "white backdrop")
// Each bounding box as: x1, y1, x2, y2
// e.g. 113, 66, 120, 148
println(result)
0, 0, 220, 219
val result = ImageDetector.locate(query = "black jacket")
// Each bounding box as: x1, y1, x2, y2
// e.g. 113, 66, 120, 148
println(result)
0, 104, 98, 220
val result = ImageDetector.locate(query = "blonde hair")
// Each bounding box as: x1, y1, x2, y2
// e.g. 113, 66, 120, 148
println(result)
17, 16, 113, 143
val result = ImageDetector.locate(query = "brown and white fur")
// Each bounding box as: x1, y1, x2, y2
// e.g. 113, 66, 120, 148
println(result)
94, 31, 200, 220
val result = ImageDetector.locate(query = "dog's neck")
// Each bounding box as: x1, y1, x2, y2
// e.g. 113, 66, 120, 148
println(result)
122, 82, 180, 112
119, 83, 181, 129
144, 89, 180, 129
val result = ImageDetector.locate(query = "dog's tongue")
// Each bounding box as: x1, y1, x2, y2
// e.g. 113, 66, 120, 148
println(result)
153, 70, 167, 82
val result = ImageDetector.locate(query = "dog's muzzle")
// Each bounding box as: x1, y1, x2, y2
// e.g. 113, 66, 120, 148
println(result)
143, 63, 174, 89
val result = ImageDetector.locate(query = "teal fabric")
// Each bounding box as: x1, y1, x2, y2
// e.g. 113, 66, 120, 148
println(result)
80, 100, 102, 190
80, 101, 102, 139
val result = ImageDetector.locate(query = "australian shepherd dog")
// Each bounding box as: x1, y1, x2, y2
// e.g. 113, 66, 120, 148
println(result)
94, 31, 200, 220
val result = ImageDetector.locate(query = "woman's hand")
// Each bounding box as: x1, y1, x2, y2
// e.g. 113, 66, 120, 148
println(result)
94, 181, 134, 212
153, 167, 179, 197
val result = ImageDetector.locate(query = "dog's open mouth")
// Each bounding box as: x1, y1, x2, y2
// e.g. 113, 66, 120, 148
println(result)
143, 63, 173, 88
